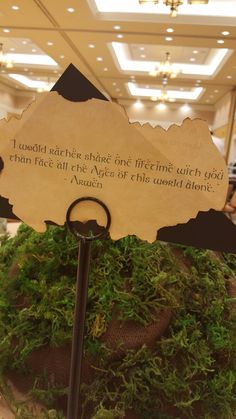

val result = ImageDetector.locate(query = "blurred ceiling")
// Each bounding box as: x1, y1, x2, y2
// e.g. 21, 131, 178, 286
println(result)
0, 0, 235, 107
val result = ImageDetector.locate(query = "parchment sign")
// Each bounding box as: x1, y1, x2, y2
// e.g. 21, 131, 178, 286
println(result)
0, 91, 228, 242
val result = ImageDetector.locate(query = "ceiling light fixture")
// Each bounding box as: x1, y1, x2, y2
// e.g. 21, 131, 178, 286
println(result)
163, 1, 183, 17
134, 99, 144, 109
149, 52, 180, 84
159, 89, 169, 102
9, 74, 54, 90
156, 102, 167, 110
67, 7, 75, 12
11, 5, 19, 10
139, 0, 208, 16
222, 31, 230, 36
0, 43, 13, 69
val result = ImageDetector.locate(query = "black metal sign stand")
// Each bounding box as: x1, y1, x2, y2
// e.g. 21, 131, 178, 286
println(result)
66, 197, 111, 419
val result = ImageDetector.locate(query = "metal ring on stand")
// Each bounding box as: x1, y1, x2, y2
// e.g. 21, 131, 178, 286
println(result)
66, 196, 111, 241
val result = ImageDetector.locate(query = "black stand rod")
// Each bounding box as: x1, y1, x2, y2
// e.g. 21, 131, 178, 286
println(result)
66, 197, 111, 419
67, 239, 91, 419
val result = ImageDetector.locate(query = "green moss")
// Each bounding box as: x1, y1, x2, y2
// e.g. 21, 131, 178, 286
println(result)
0, 224, 235, 418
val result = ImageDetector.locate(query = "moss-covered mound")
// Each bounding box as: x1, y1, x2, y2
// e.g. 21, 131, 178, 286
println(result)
0, 224, 235, 418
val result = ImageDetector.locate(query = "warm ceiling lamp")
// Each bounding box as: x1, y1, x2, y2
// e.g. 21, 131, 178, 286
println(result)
149, 52, 180, 84
159, 89, 169, 102
163, 0, 183, 17
0, 43, 13, 69
139, 0, 208, 17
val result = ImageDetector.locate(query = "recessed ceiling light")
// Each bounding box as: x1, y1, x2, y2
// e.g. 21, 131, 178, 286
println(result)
60, 55, 65, 59
193, 50, 199, 54
117, 34, 124, 39
96, 57, 103, 61
32, 49, 37, 53
181, 104, 191, 112
227, 75, 232, 79
196, 79, 201, 83
114, 25, 121, 30
67, 7, 75, 12
112, 82, 117, 86
22, 40, 27, 45
23, 68, 28, 72
140, 54, 146, 58
222, 31, 230, 36
11, 5, 19, 10
104, 67, 108, 71
130, 75, 135, 79
145, 85, 150, 88
217, 39, 224, 44
165, 37, 173, 41
214, 89, 219, 93
166, 28, 174, 33
190, 58, 196, 62
10, 48, 15, 52
53, 70, 58, 73
157, 103, 167, 111
88, 44, 95, 49
47, 41, 53, 46
180, 87, 185, 91
3, 29, 10, 33
134, 99, 143, 109
139, 47, 145, 51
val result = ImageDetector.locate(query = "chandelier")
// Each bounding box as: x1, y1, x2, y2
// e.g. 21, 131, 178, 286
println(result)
152, 90, 169, 102
139, 0, 209, 17
164, 0, 183, 17
149, 52, 180, 84
0, 43, 13, 69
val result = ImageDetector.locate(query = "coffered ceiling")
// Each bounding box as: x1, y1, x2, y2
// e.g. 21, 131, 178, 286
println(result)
0, 0, 235, 108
